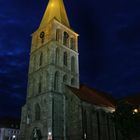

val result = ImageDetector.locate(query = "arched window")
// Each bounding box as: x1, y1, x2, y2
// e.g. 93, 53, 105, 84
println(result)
35, 104, 41, 120
56, 29, 61, 42
47, 48, 50, 64
33, 55, 36, 71
63, 32, 69, 46
39, 53, 43, 66
55, 48, 59, 64
63, 75, 67, 83
28, 80, 33, 98
46, 71, 49, 91
54, 71, 59, 91
70, 38, 75, 50
71, 56, 75, 72
64, 52, 68, 66
33, 78, 36, 96
71, 78, 76, 85
38, 77, 42, 93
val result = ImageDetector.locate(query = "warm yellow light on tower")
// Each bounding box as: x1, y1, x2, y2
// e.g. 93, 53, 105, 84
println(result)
51, 3, 54, 7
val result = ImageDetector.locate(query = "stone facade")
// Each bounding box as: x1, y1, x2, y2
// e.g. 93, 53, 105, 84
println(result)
20, 16, 80, 140
20, 0, 122, 140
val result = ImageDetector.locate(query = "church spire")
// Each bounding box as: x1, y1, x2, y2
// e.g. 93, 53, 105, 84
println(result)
39, 0, 70, 28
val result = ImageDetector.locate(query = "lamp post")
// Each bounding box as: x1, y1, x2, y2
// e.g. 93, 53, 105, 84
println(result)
48, 132, 52, 140
133, 108, 139, 114
12, 135, 16, 140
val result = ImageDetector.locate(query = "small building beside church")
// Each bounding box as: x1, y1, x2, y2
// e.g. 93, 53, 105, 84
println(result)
19, 0, 123, 140
0, 117, 20, 140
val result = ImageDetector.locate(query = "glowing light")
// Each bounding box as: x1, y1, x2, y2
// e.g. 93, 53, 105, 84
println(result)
133, 108, 139, 114
51, 3, 54, 7
12, 135, 16, 138
48, 132, 52, 136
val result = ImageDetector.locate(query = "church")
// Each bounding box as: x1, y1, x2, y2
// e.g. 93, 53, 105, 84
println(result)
19, 0, 123, 140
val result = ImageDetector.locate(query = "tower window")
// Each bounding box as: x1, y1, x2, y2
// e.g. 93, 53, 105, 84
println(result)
33, 55, 36, 71
46, 71, 49, 91
63, 75, 67, 83
47, 48, 50, 64
63, 32, 69, 46
54, 71, 59, 91
71, 78, 76, 85
64, 52, 68, 66
55, 48, 59, 65
39, 53, 43, 66
38, 77, 42, 93
71, 56, 75, 72
35, 104, 41, 120
56, 29, 61, 42
70, 38, 75, 50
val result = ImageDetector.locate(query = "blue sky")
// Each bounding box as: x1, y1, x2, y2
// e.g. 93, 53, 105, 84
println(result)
1, 0, 140, 117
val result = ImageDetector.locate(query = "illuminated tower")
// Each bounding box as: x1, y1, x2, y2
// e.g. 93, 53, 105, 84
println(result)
20, 0, 79, 139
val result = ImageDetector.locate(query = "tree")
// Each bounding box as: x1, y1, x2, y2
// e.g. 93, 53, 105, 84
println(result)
113, 101, 140, 140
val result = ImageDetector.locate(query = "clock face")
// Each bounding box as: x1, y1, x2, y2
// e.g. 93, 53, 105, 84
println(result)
40, 31, 45, 38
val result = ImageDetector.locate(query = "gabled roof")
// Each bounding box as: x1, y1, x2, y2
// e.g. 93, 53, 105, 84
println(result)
68, 84, 116, 108
39, 0, 70, 29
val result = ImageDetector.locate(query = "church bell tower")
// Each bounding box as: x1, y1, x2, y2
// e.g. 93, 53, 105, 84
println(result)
20, 0, 79, 139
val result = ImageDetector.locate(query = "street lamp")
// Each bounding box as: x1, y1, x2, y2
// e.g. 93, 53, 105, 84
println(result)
12, 135, 16, 140
48, 132, 52, 140
133, 108, 139, 114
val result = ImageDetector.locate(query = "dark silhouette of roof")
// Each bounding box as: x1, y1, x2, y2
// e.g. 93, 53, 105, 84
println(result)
68, 84, 116, 108
0, 117, 20, 129
123, 94, 140, 105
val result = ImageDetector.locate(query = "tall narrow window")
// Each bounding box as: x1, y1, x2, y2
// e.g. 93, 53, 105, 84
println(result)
70, 38, 75, 50
47, 48, 50, 64
71, 56, 75, 72
54, 71, 59, 91
55, 48, 59, 64
64, 52, 68, 66
35, 104, 41, 120
33, 55, 36, 71
56, 29, 61, 42
33, 78, 36, 96
46, 71, 49, 91
63, 32, 69, 46
39, 53, 43, 66
38, 77, 42, 93
63, 75, 67, 83
71, 78, 75, 85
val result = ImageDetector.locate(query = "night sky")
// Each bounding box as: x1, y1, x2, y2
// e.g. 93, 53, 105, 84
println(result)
1, 0, 140, 118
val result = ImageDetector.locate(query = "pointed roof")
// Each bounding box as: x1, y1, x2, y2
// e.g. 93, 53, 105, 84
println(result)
39, 0, 70, 28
